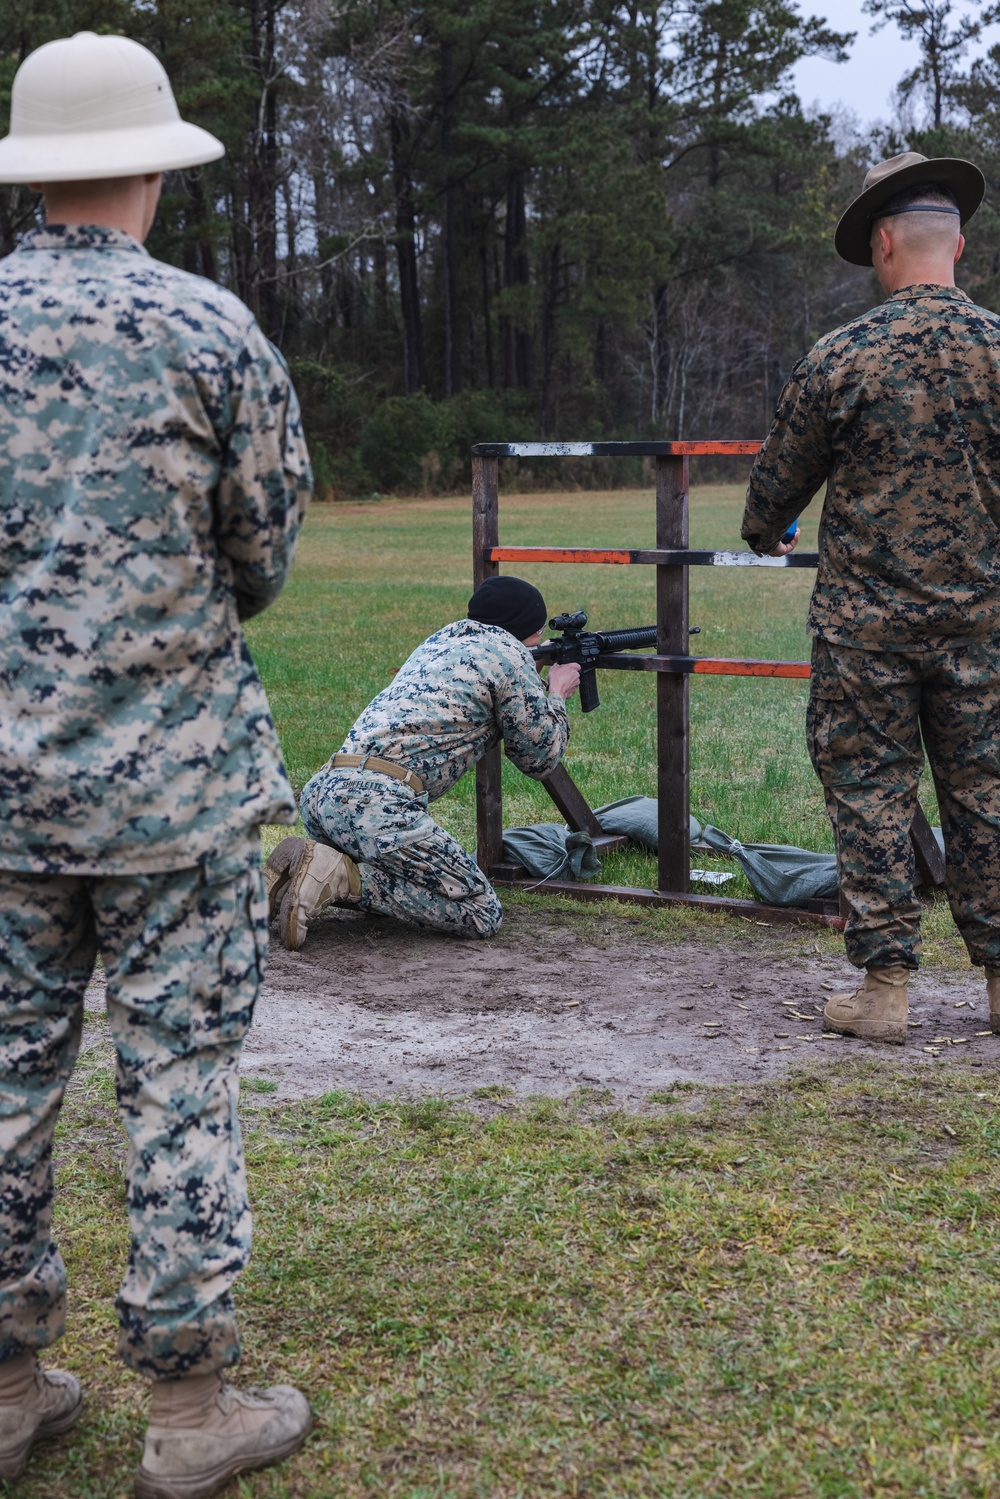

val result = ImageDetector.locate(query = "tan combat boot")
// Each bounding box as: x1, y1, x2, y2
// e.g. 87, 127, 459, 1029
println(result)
823, 964, 910, 1044
263, 835, 306, 921
986, 967, 1000, 1034
279, 837, 362, 951
135, 1372, 312, 1499
0, 1350, 84, 1479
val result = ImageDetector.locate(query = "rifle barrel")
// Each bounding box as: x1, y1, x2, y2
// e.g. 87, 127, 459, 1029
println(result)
592, 625, 657, 652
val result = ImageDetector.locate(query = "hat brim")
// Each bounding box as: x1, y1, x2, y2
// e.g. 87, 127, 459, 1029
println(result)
0, 120, 224, 183
835, 157, 985, 266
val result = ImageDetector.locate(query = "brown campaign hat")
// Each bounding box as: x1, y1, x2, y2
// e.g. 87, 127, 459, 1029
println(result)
835, 151, 985, 266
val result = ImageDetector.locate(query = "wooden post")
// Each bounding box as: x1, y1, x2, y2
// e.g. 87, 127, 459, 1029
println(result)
656, 454, 690, 893
473, 455, 504, 874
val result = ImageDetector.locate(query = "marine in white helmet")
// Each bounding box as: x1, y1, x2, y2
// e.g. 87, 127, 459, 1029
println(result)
0, 32, 312, 1496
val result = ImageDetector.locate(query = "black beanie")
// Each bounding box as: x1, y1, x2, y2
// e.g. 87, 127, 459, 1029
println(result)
468, 575, 547, 640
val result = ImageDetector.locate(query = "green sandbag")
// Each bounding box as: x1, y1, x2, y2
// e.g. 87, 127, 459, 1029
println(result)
594, 795, 702, 848
700, 824, 837, 905
501, 823, 603, 882
502, 796, 702, 883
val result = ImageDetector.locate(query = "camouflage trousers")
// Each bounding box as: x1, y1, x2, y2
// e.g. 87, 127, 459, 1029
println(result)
0, 858, 267, 1378
807, 637, 1000, 970
300, 768, 502, 938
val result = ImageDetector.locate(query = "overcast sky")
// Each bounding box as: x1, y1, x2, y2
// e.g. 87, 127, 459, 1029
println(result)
789, 0, 1000, 126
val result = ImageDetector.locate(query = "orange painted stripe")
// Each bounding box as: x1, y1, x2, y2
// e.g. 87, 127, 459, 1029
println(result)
692, 659, 810, 678
667, 440, 761, 456
491, 546, 634, 565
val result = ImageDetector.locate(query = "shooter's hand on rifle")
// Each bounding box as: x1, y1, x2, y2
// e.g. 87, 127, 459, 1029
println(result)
765, 521, 800, 558
548, 660, 581, 700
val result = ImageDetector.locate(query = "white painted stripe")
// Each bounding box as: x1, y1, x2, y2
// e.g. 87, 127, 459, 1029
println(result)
502, 442, 598, 457
710, 550, 791, 567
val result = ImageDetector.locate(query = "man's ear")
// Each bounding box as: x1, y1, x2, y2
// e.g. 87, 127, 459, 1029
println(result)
955, 231, 966, 265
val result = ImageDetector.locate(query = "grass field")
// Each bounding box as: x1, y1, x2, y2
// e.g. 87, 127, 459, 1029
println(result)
24, 1052, 1000, 1497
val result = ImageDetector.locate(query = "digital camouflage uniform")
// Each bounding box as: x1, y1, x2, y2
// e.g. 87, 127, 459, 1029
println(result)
300, 619, 569, 937
742, 284, 1000, 970
0, 225, 310, 1375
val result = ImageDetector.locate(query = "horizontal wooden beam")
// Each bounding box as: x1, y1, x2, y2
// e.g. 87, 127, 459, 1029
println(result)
488, 546, 817, 569
471, 440, 762, 458
592, 653, 812, 679
491, 873, 846, 928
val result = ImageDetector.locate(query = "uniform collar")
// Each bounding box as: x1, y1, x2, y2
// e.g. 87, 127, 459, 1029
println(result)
18, 224, 148, 256
886, 283, 971, 304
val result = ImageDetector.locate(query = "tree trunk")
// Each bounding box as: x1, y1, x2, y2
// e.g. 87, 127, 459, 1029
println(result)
441, 42, 462, 397
653, 281, 669, 422
480, 241, 495, 388
246, 0, 280, 340
374, 234, 389, 330
313, 170, 334, 305
283, 177, 297, 284
391, 112, 427, 394
539, 242, 560, 435
187, 172, 217, 283
502, 170, 532, 389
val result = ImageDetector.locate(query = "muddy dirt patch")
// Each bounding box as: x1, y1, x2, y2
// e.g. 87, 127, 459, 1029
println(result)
82, 903, 1000, 1103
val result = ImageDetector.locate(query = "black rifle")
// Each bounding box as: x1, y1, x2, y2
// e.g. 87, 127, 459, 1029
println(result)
529, 612, 653, 712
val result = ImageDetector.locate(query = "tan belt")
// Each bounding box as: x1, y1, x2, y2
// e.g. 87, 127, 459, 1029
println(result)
328, 753, 424, 795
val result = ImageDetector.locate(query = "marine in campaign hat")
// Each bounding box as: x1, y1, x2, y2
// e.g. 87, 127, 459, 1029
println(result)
743, 142, 1000, 1049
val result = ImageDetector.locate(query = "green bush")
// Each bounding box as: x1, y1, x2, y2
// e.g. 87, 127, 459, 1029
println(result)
359, 392, 452, 493
358, 387, 540, 495
290, 359, 379, 498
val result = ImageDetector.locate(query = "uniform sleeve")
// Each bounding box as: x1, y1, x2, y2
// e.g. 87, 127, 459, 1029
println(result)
494, 650, 569, 779
215, 322, 313, 620
741, 350, 833, 556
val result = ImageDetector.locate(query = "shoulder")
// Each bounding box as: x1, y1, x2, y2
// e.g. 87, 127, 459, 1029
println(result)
418, 620, 532, 672
815, 290, 1000, 351
0, 235, 257, 353
806, 303, 889, 366
452, 618, 532, 662
132, 258, 257, 348
947, 292, 1000, 333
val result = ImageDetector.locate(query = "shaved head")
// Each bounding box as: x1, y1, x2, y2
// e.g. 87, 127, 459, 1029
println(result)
869, 183, 965, 294
871, 186, 961, 258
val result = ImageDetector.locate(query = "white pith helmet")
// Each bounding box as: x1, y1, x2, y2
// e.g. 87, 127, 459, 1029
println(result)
0, 32, 224, 183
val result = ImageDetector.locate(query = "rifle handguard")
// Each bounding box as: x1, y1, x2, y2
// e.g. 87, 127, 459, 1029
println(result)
530, 612, 697, 711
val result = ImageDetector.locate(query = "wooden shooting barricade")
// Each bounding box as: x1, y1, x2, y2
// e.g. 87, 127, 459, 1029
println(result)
471, 440, 946, 931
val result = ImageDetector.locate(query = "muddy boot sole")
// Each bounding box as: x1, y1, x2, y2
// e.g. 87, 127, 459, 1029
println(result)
263, 837, 306, 922
823, 1013, 906, 1045
279, 841, 317, 951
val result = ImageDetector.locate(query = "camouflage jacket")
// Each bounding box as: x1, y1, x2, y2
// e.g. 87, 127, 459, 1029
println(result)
741, 285, 1000, 650
0, 224, 311, 876
336, 619, 569, 800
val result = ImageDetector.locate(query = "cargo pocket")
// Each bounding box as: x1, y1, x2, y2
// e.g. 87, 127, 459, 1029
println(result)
806, 638, 847, 779
215, 868, 267, 1044
372, 804, 438, 859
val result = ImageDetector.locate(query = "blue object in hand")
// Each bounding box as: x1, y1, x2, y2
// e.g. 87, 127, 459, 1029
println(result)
781, 521, 799, 546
